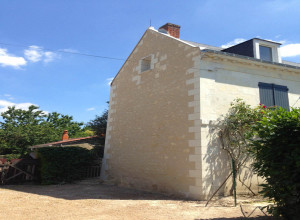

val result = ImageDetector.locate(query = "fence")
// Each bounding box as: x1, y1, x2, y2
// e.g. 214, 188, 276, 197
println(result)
83, 165, 102, 178
0, 159, 39, 185
0, 158, 102, 185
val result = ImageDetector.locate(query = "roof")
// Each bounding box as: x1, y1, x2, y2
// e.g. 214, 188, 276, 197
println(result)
30, 136, 99, 149
252, 38, 282, 45
202, 49, 300, 70
282, 60, 300, 68
181, 40, 222, 51
111, 27, 300, 86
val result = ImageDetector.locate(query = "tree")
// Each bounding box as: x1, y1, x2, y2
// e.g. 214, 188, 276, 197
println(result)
45, 112, 87, 138
0, 105, 88, 156
206, 99, 264, 206
250, 107, 300, 219
87, 109, 108, 136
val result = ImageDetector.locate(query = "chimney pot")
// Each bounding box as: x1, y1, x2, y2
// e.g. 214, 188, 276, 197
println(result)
62, 130, 69, 141
159, 23, 181, 38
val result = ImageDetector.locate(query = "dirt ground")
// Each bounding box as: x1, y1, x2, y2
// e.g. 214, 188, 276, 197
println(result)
0, 179, 274, 220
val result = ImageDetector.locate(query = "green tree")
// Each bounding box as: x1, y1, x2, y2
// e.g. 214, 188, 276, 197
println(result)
45, 112, 88, 138
87, 109, 108, 136
0, 105, 87, 156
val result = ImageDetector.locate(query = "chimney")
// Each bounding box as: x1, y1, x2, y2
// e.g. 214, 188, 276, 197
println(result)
62, 130, 69, 141
158, 23, 181, 38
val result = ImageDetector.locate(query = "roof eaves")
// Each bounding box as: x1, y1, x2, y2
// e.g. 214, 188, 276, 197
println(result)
202, 49, 300, 70
252, 38, 282, 45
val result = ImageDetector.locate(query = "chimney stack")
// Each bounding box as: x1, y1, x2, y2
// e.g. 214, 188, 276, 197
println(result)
158, 23, 181, 38
62, 130, 69, 141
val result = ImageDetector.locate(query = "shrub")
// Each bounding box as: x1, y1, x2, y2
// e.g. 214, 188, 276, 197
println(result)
38, 146, 93, 184
251, 107, 300, 219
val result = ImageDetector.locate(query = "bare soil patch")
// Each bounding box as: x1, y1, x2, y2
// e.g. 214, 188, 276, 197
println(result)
0, 179, 274, 220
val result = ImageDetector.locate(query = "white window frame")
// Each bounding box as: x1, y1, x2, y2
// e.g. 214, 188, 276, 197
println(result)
253, 39, 282, 63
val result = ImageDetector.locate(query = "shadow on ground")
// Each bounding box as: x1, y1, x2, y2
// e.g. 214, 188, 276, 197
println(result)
0, 179, 184, 201
195, 218, 277, 220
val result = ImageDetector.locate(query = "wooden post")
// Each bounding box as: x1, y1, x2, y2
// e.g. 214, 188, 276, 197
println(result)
232, 159, 237, 207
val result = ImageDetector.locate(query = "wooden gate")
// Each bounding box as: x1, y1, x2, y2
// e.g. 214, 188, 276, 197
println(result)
0, 158, 39, 185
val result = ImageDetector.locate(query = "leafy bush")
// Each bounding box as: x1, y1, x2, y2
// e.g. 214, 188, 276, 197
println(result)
38, 147, 93, 184
251, 107, 300, 219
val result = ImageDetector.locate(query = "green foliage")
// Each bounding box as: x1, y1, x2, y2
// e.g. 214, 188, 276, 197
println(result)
38, 147, 93, 184
250, 107, 300, 219
0, 105, 88, 156
87, 109, 108, 136
215, 99, 265, 195
217, 99, 263, 163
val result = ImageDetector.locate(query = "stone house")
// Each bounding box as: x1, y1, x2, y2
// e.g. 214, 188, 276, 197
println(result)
101, 23, 300, 200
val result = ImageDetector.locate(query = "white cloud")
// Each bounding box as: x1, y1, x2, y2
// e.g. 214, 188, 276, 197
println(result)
106, 77, 114, 86
0, 45, 60, 69
86, 107, 95, 111
24, 45, 59, 63
280, 44, 300, 57
44, 51, 58, 63
24, 46, 43, 62
221, 38, 247, 49
0, 100, 36, 113
0, 99, 49, 115
0, 48, 27, 68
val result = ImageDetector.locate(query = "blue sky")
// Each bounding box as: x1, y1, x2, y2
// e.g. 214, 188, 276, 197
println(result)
1, 0, 300, 123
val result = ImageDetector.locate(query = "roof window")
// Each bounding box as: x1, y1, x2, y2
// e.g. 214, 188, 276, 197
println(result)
253, 39, 282, 63
259, 45, 273, 62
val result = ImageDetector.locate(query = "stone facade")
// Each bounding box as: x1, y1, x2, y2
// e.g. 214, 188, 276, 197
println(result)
101, 27, 300, 200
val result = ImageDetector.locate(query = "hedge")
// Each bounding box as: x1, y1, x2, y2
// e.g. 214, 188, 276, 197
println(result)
38, 146, 93, 184
251, 107, 300, 219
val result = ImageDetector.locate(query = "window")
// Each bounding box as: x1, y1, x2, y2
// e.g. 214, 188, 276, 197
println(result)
258, 82, 289, 110
141, 56, 152, 72
259, 45, 272, 61
253, 39, 282, 63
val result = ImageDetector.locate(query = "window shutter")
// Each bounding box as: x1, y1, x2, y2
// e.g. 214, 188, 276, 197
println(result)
258, 82, 274, 107
274, 85, 290, 110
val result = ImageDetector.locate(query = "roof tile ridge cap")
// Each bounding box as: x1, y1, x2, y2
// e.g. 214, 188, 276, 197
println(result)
61, 135, 98, 142
149, 27, 196, 48
30, 136, 98, 148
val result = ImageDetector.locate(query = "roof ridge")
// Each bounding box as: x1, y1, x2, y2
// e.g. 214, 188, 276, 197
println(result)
30, 136, 99, 148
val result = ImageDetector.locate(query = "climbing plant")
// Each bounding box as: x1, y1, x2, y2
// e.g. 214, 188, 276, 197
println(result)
206, 99, 265, 206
